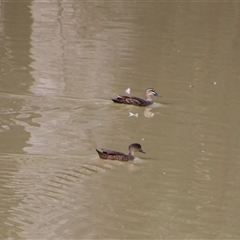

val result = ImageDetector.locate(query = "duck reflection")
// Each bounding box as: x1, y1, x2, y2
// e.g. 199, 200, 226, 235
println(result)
115, 103, 159, 118
144, 107, 155, 118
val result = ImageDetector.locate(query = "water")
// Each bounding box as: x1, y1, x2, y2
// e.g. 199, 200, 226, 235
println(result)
1, 1, 240, 239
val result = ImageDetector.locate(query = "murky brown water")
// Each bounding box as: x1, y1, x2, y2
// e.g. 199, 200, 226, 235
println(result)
1, 1, 240, 239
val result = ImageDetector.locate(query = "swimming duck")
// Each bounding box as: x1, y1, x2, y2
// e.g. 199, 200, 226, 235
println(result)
112, 88, 160, 106
96, 143, 146, 161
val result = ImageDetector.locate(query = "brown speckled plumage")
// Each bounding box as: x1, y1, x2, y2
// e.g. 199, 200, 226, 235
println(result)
112, 88, 160, 106
96, 143, 146, 161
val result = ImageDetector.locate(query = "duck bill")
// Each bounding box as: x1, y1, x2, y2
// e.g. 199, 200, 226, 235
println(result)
140, 149, 146, 154
154, 92, 161, 97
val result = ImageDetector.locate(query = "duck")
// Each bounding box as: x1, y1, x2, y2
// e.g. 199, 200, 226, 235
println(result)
112, 88, 161, 106
96, 143, 146, 161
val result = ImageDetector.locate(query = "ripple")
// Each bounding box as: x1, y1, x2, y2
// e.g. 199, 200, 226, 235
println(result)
0, 154, 120, 238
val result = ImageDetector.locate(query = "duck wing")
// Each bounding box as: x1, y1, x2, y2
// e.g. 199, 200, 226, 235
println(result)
96, 148, 133, 161
112, 95, 151, 106
101, 148, 125, 156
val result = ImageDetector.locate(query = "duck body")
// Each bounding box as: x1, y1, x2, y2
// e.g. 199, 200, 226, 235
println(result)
96, 149, 134, 161
96, 143, 145, 161
112, 96, 153, 106
112, 88, 160, 106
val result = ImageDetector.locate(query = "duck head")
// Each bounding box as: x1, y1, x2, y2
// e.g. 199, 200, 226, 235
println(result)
146, 88, 161, 97
129, 143, 146, 155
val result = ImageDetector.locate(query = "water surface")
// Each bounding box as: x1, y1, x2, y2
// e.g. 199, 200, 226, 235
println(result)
1, 1, 240, 239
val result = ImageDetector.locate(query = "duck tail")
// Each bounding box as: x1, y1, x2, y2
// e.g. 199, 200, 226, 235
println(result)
111, 95, 125, 104
96, 149, 102, 154
96, 149, 107, 159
